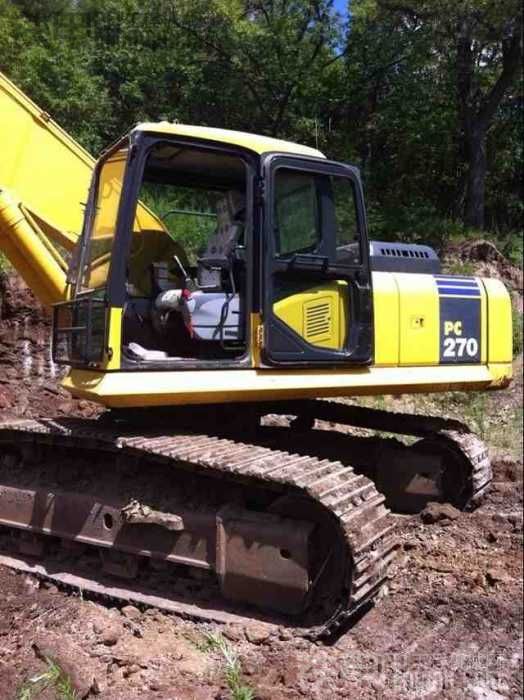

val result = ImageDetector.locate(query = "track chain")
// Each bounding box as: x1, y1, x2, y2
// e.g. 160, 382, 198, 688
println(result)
0, 416, 398, 638
286, 400, 492, 508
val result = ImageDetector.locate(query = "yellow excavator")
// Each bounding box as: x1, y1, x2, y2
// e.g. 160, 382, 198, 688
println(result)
0, 71, 513, 637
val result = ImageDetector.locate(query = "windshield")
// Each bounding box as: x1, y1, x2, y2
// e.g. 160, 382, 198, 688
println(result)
80, 146, 128, 291
139, 183, 220, 261
124, 143, 246, 298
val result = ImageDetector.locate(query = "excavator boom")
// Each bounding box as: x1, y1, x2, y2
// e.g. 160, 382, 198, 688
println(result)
0, 71, 166, 306
0, 72, 90, 303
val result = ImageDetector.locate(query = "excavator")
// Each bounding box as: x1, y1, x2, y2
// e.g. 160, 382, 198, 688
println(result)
0, 71, 513, 637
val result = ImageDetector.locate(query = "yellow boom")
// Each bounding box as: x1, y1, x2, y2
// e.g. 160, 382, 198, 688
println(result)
0, 71, 165, 306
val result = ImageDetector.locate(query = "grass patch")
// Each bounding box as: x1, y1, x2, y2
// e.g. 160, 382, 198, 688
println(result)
500, 231, 523, 268
442, 259, 477, 276
198, 632, 255, 700
353, 369, 523, 461
414, 390, 517, 448
0, 252, 9, 273
512, 304, 523, 357
17, 656, 78, 700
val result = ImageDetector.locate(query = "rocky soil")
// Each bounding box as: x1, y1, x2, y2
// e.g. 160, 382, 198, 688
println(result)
0, 264, 522, 700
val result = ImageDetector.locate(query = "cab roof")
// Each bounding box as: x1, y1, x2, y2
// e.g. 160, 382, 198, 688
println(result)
134, 122, 325, 159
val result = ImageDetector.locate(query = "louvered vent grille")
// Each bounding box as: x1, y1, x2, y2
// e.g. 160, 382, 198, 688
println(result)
304, 299, 332, 342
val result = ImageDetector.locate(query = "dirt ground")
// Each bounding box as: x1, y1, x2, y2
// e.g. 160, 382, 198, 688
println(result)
0, 270, 522, 700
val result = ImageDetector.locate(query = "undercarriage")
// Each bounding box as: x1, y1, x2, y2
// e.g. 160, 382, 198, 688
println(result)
0, 401, 491, 638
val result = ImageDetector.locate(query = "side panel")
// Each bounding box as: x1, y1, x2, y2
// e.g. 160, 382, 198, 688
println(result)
482, 277, 513, 363
273, 282, 348, 351
374, 272, 491, 368
372, 271, 399, 366
434, 275, 486, 365
397, 273, 439, 365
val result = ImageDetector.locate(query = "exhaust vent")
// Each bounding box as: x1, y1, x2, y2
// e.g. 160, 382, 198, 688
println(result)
304, 299, 332, 343
369, 240, 440, 274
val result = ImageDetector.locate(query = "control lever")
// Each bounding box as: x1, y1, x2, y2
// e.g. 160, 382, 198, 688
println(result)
173, 254, 191, 287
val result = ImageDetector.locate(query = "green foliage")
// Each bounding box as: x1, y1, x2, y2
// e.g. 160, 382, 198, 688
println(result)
17, 656, 78, 700
140, 183, 218, 262
0, 0, 521, 237
344, 0, 522, 235
197, 632, 255, 700
513, 305, 523, 357
502, 232, 523, 268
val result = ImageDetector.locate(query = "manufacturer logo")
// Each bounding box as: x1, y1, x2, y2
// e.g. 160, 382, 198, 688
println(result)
435, 276, 481, 364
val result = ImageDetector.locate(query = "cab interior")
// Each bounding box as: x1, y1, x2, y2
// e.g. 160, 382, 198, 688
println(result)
121, 142, 250, 366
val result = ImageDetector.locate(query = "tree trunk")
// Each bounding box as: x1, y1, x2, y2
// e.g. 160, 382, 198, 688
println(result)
453, 11, 522, 230
464, 125, 487, 229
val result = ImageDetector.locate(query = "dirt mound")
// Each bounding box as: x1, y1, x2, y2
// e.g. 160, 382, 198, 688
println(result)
0, 273, 47, 323
0, 272, 99, 420
443, 239, 523, 306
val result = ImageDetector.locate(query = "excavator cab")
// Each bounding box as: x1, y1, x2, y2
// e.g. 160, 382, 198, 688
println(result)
54, 133, 252, 367
53, 128, 375, 373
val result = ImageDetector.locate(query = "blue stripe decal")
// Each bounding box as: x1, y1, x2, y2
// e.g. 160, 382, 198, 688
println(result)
437, 285, 480, 292
438, 292, 481, 297
435, 275, 478, 281
439, 292, 481, 298
434, 275, 480, 298
436, 279, 479, 285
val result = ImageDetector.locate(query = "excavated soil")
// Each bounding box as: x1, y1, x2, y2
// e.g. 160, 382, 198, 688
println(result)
0, 272, 522, 700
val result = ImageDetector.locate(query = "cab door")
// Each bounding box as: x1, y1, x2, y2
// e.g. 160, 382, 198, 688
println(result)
261, 155, 373, 366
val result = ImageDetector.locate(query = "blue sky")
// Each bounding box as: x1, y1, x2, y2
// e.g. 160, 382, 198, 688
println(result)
333, 0, 349, 18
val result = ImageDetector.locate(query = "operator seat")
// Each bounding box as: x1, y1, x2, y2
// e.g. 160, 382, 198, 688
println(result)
197, 190, 245, 291
149, 190, 247, 353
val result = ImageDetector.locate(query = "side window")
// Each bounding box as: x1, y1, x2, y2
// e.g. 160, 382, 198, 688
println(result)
331, 176, 361, 265
273, 168, 361, 265
274, 169, 320, 256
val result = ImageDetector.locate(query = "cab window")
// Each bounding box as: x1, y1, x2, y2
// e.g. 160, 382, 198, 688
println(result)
274, 170, 320, 256
273, 167, 361, 265
82, 146, 128, 290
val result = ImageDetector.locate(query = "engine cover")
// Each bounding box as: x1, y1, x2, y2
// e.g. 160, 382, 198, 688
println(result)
370, 241, 441, 274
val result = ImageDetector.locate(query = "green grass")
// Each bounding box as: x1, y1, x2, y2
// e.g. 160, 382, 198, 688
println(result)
357, 379, 523, 461
0, 252, 9, 273
500, 231, 523, 268
197, 632, 255, 700
512, 305, 523, 357
442, 259, 477, 276
17, 656, 78, 700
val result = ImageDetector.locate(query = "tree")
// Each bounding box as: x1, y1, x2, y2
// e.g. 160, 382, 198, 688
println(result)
0, 0, 521, 237
168, 0, 345, 141
377, 0, 522, 230
0, 0, 112, 152
329, 1, 461, 243
0, 0, 33, 72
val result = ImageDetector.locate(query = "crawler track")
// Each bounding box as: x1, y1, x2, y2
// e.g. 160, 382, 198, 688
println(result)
286, 400, 493, 507
0, 403, 490, 637
0, 416, 396, 638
